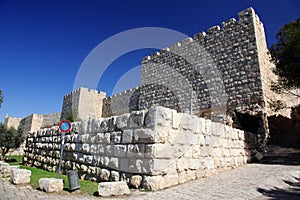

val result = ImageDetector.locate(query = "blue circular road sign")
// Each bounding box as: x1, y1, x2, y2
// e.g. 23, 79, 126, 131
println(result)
59, 120, 72, 133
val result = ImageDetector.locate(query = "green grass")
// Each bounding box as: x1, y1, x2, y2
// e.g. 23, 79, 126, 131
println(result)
6, 155, 98, 196
5, 155, 23, 165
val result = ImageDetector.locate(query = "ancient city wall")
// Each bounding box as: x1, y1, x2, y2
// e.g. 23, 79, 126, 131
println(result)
23, 106, 257, 190
4, 112, 61, 156
140, 8, 264, 115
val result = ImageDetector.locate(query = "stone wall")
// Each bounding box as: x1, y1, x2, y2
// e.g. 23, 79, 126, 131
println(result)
102, 87, 140, 118
252, 9, 300, 118
19, 113, 61, 134
5, 113, 61, 156
20, 114, 42, 134
23, 106, 257, 190
61, 87, 106, 121
99, 8, 299, 150
41, 112, 61, 128
140, 8, 264, 115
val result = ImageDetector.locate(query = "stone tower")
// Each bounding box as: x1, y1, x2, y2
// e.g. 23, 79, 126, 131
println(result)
60, 87, 106, 121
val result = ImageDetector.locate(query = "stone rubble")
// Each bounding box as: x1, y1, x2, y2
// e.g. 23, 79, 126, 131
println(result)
98, 181, 130, 197
10, 169, 31, 185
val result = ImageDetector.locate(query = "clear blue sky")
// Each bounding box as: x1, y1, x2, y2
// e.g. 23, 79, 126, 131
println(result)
0, 0, 299, 122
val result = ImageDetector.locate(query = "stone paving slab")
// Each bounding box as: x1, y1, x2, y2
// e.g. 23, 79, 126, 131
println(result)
0, 164, 299, 200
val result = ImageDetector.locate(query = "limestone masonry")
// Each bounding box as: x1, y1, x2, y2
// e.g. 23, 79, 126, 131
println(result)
3, 7, 300, 190
23, 106, 258, 190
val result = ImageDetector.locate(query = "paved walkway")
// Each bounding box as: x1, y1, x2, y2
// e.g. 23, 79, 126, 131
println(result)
1, 163, 300, 200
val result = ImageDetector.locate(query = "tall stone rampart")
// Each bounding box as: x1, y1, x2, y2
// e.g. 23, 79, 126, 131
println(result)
140, 8, 264, 114
24, 106, 257, 190
99, 8, 299, 148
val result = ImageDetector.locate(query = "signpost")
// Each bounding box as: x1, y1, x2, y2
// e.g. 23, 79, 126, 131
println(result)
57, 120, 72, 179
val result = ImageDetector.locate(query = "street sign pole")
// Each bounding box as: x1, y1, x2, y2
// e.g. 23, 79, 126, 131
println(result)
57, 132, 65, 179
57, 120, 72, 179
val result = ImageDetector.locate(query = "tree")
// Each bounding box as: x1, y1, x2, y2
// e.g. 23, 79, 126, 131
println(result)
0, 90, 3, 108
270, 18, 300, 90
0, 124, 25, 160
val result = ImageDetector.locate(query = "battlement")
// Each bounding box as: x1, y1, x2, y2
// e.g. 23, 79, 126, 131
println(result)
142, 7, 264, 63
106, 86, 140, 99
64, 87, 105, 98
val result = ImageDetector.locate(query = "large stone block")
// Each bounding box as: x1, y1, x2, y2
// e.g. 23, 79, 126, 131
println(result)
100, 169, 110, 181
129, 175, 142, 189
127, 144, 144, 158
98, 181, 130, 197
133, 129, 155, 143
10, 169, 31, 184
172, 110, 182, 129
128, 111, 145, 128
0, 163, 19, 178
148, 159, 177, 175
122, 129, 133, 143
143, 176, 162, 191
115, 113, 130, 129
161, 174, 179, 189
179, 113, 198, 131
145, 106, 173, 128
114, 145, 127, 157
152, 143, 173, 159
39, 178, 63, 193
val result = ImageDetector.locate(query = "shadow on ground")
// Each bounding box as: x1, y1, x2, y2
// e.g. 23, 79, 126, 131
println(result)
257, 177, 300, 200
259, 145, 300, 166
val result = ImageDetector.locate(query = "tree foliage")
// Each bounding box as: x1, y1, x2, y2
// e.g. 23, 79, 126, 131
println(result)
0, 124, 25, 160
64, 110, 80, 122
0, 90, 3, 108
270, 18, 300, 89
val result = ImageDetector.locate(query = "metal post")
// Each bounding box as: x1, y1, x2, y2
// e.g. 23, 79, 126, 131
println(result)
190, 91, 193, 115
57, 132, 65, 179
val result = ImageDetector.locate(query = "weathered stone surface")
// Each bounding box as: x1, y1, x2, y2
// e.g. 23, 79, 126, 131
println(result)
0, 163, 19, 178
122, 130, 133, 143
38, 178, 63, 193
128, 111, 144, 128
100, 169, 110, 181
133, 129, 155, 143
0, 162, 10, 177
115, 113, 130, 129
10, 169, 31, 184
23, 99, 259, 190
98, 181, 130, 197
110, 171, 120, 181
129, 175, 142, 189
143, 176, 162, 191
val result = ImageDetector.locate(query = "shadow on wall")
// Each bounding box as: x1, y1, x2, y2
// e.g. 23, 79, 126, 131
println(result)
268, 114, 300, 148
257, 177, 300, 199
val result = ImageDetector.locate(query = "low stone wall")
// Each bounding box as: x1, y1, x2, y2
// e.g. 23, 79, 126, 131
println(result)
23, 106, 258, 190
